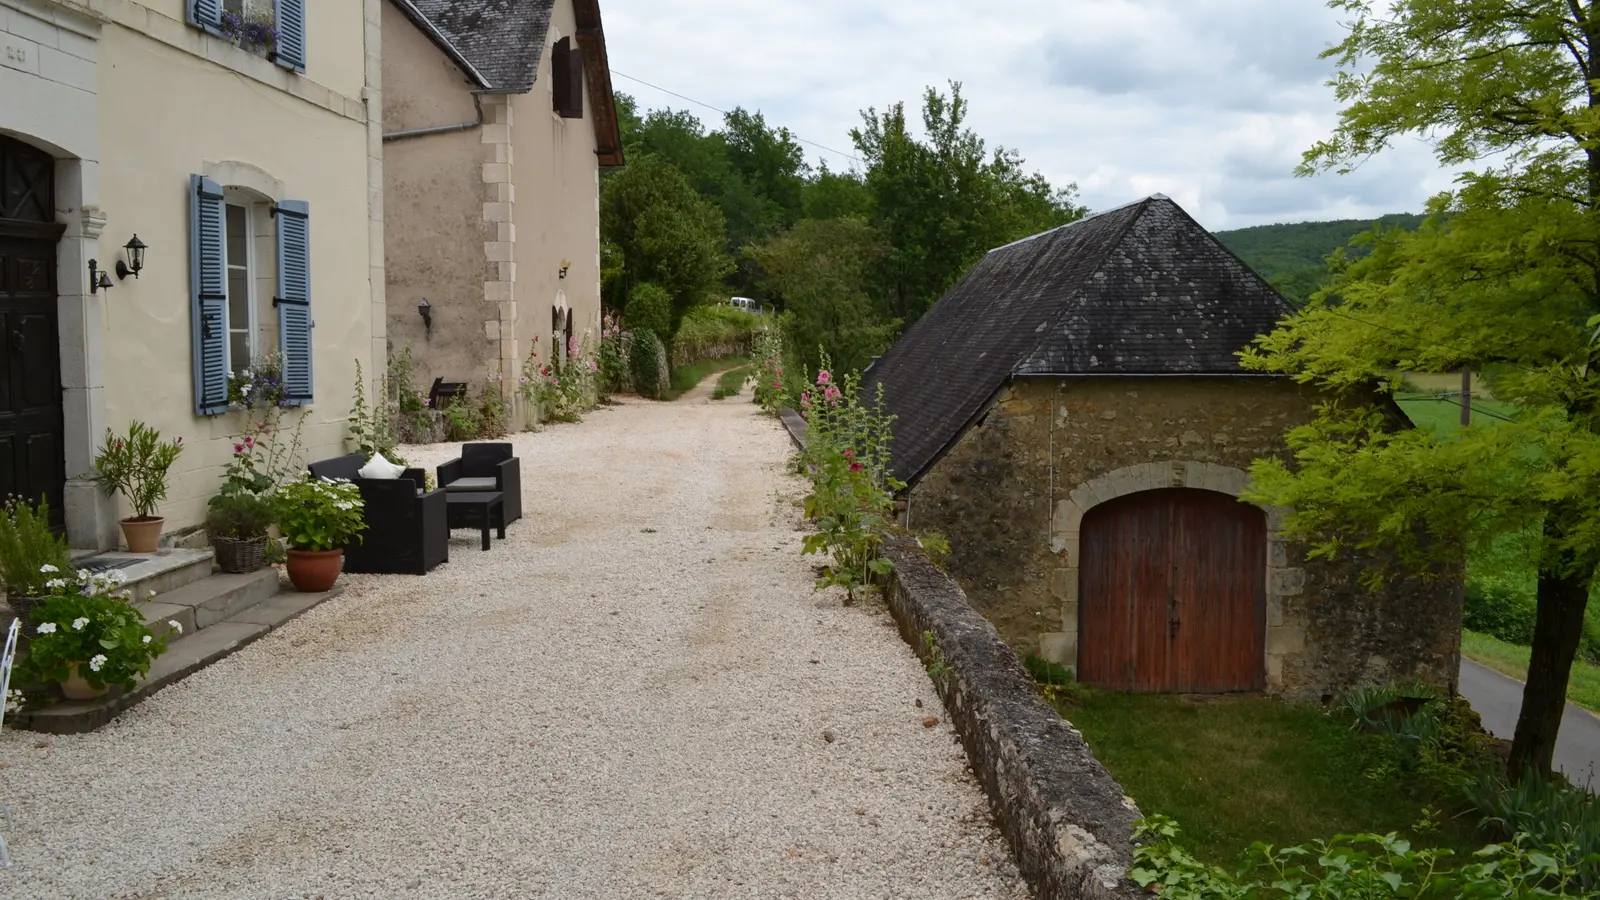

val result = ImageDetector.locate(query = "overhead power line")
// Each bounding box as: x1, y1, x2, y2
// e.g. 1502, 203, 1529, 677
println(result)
609, 70, 863, 165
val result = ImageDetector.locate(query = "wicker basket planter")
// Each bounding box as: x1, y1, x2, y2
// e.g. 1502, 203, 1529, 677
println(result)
213, 535, 269, 574
5, 591, 46, 628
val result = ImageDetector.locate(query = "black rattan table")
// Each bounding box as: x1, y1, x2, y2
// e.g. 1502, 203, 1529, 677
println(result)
445, 491, 505, 550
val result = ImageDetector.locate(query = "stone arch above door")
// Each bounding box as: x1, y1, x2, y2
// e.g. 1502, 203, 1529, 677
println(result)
1038, 460, 1307, 691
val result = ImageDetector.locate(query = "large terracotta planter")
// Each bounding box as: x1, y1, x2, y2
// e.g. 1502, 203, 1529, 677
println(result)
60, 665, 110, 701
285, 548, 343, 592
120, 516, 164, 553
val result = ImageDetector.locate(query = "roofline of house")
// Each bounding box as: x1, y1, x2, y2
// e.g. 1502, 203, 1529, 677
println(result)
573, 0, 626, 169
386, 0, 493, 89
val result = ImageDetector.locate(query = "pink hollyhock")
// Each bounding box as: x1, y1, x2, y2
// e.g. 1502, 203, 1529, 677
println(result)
816, 370, 831, 385
772, 380, 781, 389
800, 392, 811, 406
842, 449, 855, 458
233, 443, 244, 454
849, 462, 864, 472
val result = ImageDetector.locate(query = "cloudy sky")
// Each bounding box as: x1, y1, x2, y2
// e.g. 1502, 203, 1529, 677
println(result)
599, 0, 1463, 231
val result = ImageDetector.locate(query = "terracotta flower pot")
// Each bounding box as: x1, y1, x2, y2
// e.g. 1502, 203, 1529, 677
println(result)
60, 665, 110, 701
120, 516, 164, 553
285, 548, 343, 593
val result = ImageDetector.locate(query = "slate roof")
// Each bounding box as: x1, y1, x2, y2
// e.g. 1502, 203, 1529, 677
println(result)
863, 194, 1295, 486
400, 0, 556, 91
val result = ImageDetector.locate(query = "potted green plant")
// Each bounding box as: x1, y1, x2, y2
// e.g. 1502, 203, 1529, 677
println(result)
206, 493, 274, 574
0, 496, 72, 625
94, 422, 184, 553
19, 569, 172, 700
274, 475, 366, 592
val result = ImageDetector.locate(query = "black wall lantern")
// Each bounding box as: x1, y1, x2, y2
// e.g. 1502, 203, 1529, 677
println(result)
418, 297, 433, 337
116, 234, 147, 280
87, 259, 114, 294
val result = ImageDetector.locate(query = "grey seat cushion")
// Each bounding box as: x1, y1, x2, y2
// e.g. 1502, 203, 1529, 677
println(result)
445, 476, 499, 492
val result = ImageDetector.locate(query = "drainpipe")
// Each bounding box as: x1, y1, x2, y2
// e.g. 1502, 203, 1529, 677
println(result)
383, 91, 487, 143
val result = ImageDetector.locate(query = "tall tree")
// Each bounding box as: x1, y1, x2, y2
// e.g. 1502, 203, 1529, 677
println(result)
1243, 0, 1600, 776
745, 217, 898, 374
599, 154, 732, 333
852, 83, 1086, 326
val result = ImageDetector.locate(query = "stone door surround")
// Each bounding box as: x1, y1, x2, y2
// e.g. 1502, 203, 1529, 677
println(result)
1039, 460, 1307, 690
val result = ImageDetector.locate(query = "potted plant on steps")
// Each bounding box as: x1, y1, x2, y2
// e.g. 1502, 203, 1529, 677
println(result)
0, 497, 72, 629
274, 475, 366, 592
19, 568, 171, 700
206, 493, 273, 574
94, 422, 184, 553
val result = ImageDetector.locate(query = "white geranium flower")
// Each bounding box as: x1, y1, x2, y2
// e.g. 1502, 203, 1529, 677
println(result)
168, 620, 183, 634
141, 635, 152, 645
46, 578, 66, 589
71, 617, 89, 631
76, 569, 91, 581
35, 622, 57, 635
38, 563, 58, 573
88, 654, 107, 673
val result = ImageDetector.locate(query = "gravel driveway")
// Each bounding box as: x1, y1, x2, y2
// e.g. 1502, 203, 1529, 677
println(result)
0, 383, 1029, 899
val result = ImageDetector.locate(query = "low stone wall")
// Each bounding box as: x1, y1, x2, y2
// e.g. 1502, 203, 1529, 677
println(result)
881, 539, 1143, 900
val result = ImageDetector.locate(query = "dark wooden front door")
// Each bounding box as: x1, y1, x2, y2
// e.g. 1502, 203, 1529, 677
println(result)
1078, 488, 1266, 692
0, 136, 65, 528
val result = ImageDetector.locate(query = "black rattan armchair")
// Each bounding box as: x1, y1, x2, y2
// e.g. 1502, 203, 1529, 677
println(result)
436, 442, 522, 527
306, 455, 448, 575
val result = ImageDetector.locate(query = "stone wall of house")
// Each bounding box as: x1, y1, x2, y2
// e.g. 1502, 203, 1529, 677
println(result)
906, 376, 1462, 699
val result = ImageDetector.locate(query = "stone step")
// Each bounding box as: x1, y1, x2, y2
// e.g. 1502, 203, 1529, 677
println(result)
135, 568, 280, 633
12, 586, 343, 735
76, 548, 216, 601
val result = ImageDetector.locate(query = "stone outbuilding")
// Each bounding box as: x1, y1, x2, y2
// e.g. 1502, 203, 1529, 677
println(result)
865, 194, 1462, 700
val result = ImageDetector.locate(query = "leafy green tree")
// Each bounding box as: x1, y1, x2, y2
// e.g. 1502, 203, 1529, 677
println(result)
1243, 0, 1600, 777
745, 217, 899, 375
624, 282, 673, 338
599, 154, 732, 331
852, 82, 1085, 326
802, 163, 872, 221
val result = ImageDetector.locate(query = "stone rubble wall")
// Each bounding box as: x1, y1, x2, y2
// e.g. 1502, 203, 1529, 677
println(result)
881, 539, 1144, 900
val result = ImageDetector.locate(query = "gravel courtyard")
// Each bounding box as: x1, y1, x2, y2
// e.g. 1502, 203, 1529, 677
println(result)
0, 384, 1029, 899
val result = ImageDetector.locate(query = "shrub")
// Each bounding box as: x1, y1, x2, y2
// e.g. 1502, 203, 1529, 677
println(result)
1131, 815, 1595, 899
275, 476, 367, 552
0, 497, 71, 597
204, 492, 274, 540
672, 305, 762, 367
1464, 770, 1600, 892
19, 570, 171, 693
626, 282, 673, 339
1464, 576, 1538, 645
94, 421, 184, 520
630, 327, 666, 399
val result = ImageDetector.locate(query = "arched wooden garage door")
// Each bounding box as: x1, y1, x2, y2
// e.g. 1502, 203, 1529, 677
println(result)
1078, 488, 1266, 692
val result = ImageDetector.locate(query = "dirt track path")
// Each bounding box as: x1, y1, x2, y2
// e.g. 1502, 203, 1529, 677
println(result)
0, 389, 1027, 899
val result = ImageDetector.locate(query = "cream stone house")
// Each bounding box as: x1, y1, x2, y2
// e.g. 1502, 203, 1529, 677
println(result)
1, 0, 386, 549
382, 0, 623, 428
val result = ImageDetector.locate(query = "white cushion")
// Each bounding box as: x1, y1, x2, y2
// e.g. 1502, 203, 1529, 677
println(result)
359, 452, 406, 480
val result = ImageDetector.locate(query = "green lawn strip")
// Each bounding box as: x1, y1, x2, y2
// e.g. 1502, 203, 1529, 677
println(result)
711, 366, 752, 400
1395, 397, 1518, 439
661, 356, 750, 401
1057, 693, 1482, 865
1461, 630, 1600, 713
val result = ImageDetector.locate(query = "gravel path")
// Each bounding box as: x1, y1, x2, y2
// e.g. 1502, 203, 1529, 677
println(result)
0, 383, 1029, 899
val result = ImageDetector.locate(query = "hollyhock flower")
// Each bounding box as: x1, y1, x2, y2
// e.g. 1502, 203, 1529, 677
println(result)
234, 443, 245, 454
800, 392, 811, 406
243, 436, 254, 446
816, 370, 831, 385
842, 449, 855, 458
849, 462, 865, 472
772, 380, 781, 390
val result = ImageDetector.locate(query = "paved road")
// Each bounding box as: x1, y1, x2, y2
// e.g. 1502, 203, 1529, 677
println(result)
0, 385, 1027, 899
1459, 658, 1599, 789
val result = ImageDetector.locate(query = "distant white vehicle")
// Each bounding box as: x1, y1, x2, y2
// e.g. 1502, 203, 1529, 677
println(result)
730, 296, 759, 312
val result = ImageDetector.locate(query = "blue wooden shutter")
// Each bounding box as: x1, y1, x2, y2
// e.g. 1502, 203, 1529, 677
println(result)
188, 0, 222, 29
190, 175, 229, 416
275, 199, 313, 406
274, 0, 306, 72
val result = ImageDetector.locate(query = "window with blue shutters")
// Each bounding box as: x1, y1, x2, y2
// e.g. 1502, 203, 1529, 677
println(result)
189, 175, 230, 417
274, 200, 313, 406
187, 0, 304, 74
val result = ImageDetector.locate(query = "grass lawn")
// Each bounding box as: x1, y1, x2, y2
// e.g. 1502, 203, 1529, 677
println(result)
1057, 692, 1482, 865
711, 366, 752, 400
1395, 397, 1518, 438
1462, 630, 1600, 713
662, 356, 749, 401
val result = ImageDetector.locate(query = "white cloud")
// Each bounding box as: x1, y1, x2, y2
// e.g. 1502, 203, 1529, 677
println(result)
599, 0, 1465, 229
